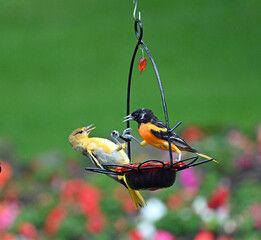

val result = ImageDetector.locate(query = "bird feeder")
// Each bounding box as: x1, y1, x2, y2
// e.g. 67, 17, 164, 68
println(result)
85, 0, 213, 190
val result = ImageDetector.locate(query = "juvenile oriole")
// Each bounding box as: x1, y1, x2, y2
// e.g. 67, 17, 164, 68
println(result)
124, 108, 217, 163
68, 124, 146, 209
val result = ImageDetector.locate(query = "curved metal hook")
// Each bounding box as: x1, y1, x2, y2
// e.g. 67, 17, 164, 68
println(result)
133, 0, 141, 20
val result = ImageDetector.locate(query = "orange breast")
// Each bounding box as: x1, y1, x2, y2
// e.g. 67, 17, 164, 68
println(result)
138, 123, 181, 153
138, 123, 167, 150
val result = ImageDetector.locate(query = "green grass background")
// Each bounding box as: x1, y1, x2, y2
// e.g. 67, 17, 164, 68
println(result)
0, 0, 260, 159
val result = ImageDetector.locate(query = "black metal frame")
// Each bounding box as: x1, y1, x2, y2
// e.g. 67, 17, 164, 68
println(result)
85, 156, 213, 176
126, 16, 177, 166
85, 0, 213, 178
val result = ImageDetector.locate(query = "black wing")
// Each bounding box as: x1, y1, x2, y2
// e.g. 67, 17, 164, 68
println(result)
150, 119, 197, 152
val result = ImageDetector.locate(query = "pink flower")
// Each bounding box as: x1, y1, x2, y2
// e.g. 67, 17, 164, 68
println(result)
179, 167, 200, 191
234, 154, 253, 170
250, 203, 261, 229
257, 124, 261, 165
153, 230, 176, 240
0, 201, 20, 231
227, 129, 254, 155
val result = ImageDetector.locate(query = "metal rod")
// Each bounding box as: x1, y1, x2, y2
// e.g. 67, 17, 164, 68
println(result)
127, 19, 143, 161
171, 121, 182, 132
140, 40, 173, 167
127, 16, 174, 165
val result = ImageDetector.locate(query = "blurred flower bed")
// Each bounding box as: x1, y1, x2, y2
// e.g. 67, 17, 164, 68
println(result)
0, 125, 261, 240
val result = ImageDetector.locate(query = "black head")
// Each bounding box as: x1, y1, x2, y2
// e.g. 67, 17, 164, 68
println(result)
130, 108, 155, 123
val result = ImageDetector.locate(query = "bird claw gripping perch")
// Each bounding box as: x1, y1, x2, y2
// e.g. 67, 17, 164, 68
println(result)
111, 130, 127, 151
123, 128, 132, 135
121, 128, 142, 145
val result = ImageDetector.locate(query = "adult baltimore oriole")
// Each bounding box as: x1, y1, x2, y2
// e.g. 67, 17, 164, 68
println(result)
124, 108, 217, 163
68, 124, 146, 209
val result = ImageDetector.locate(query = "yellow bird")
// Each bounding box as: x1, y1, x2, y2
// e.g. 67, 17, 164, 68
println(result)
68, 124, 146, 209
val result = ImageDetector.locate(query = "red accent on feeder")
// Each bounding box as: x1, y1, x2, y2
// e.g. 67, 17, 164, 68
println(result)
138, 57, 147, 72
114, 160, 185, 173
115, 160, 186, 190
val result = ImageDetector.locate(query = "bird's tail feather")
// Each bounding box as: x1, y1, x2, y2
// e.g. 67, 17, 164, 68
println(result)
119, 175, 146, 209
196, 152, 219, 164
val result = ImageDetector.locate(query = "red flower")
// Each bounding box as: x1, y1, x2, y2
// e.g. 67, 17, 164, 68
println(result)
182, 126, 204, 144
76, 183, 102, 216
0, 233, 18, 240
86, 213, 106, 234
129, 229, 143, 240
44, 204, 67, 236
208, 185, 230, 210
114, 187, 137, 214
167, 194, 183, 210
18, 222, 38, 240
60, 179, 84, 202
194, 231, 214, 240
0, 161, 13, 188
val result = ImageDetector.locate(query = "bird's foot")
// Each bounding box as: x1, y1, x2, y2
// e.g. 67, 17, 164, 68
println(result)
111, 130, 125, 151
122, 128, 141, 144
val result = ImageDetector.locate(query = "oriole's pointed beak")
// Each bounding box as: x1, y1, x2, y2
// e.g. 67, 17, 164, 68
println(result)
84, 124, 96, 133
123, 114, 133, 122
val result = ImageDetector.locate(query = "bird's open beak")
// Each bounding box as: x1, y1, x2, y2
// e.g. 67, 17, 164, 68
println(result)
84, 124, 96, 133
123, 114, 133, 122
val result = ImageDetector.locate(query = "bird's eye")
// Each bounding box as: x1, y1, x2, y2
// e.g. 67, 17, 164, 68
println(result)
78, 130, 83, 134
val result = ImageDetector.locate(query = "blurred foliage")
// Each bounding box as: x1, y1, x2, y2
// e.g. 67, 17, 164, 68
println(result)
0, 125, 261, 239
0, 0, 260, 158
0, 0, 260, 239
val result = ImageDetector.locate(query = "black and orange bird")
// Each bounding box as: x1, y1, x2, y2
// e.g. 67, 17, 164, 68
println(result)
68, 124, 146, 209
124, 108, 217, 163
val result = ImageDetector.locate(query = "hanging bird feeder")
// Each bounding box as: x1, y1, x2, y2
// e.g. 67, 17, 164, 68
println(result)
85, 0, 213, 190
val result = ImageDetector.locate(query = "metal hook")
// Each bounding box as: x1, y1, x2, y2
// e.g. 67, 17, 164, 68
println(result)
133, 0, 141, 20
